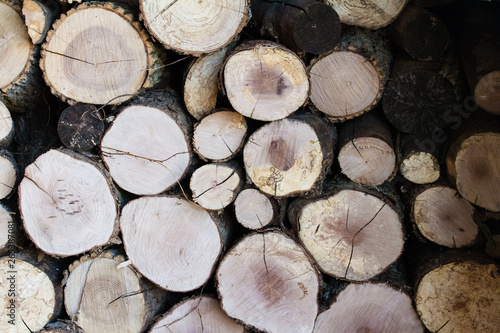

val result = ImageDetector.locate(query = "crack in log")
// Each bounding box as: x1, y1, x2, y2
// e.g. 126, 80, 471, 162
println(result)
220, 136, 234, 155
21, 316, 34, 333
192, 170, 236, 199
108, 289, 150, 305
262, 234, 269, 275
197, 308, 205, 332
255, 213, 264, 228
344, 202, 386, 278
436, 319, 450, 332
157, 297, 204, 331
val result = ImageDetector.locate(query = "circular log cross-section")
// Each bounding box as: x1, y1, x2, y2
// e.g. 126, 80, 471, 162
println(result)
140, 0, 248, 55
120, 196, 226, 292
101, 91, 191, 196
447, 132, 500, 212
290, 189, 404, 281
18, 149, 118, 256
0, 149, 17, 200
0, 101, 14, 148
234, 188, 277, 230
193, 110, 247, 162
41, 3, 159, 105
65, 255, 163, 333
314, 283, 424, 333
149, 296, 244, 333
415, 260, 500, 333
223, 41, 309, 121
57, 104, 104, 152
400, 134, 440, 185
190, 162, 244, 210
0, 1, 32, 91
323, 0, 407, 30
412, 185, 478, 248
0, 203, 14, 255
243, 114, 335, 197
217, 231, 320, 333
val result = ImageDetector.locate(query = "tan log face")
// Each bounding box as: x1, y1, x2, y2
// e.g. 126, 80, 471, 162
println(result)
141, 0, 248, 54
298, 189, 404, 281
401, 151, 440, 184
0, 2, 32, 90
0, 154, 16, 199
475, 71, 500, 114
0, 101, 13, 148
42, 7, 148, 104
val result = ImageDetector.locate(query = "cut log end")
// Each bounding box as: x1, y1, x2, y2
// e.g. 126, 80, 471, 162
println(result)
314, 283, 424, 333
475, 70, 500, 114
415, 260, 500, 333
0, 203, 14, 255
22, 0, 58, 45
413, 186, 478, 248
0, 101, 14, 148
400, 151, 440, 184
234, 188, 277, 230
0, 149, 17, 200
57, 104, 104, 152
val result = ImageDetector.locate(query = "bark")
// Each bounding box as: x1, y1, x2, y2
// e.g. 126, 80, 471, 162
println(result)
64, 250, 167, 333
18, 148, 120, 257
323, 0, 407, 29
446, 120, 500, 212
190, 161, 244, 211
390, 4, 450, 61
399, 133, 441, 184
243, 112, 336, 197
0, 100, 14, 148
413, 251, 500, 333
234, 187, 279, 230
288, 181, 405, 281
38, 320, 84, 333
100, 89, 192, 196
140, 0, 249, 55
192, 110, 247, 162
120, 195, 230, 292
216, 230, 320, 333
337, 111, 397, 186
149, 295, 244, 333
0, 148, 18, 200
250, 0, 341, 55
0, 247, 64, 333
22, 0, 59, 45
57, 103, 105, 152
411, 183, 480, 248
222, 40, 309, 121
40, 1, 164, 105
309, 27, 392, 121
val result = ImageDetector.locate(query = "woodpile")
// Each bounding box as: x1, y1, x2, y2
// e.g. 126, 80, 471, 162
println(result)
0, 0, 499, 332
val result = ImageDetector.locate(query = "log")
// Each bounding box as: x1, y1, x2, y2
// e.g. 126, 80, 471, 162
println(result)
399, 133, 441, 184
192, 110, 247, 162
18, 149, 120, 257
22, 0, 59, 44
0, 248, 64, 333
190, 162, 244, 210
250, 0, 341, 55
149, 295, 244, 332
323, 0, 407, 30
140, 0, 249, 55
314, 282, 424, 332
101, 90, 192, 196
0, 149, 17, 200
288, 183, 405, 281
0, 101, 14, 148
337, 111, 396, 186
120, 196, 229, 292
382, 56, 456, 134
414, 252, 500, 332
390, 4, 450, 61
446, 123, 500, 212
411, 184, 480, 248
234, 187, 279, 230
309, 27, 391, 121
64, 251, 167, 333
0, 0, 45, 113
222, 40, 309, 121
216, 231, 320, 333
40, 2, 164, 105
184, 46, 232, 120
0, 203, 15, 256
243, 113, 336, 197
38, 320, 84, 333
57, 103, 105, 152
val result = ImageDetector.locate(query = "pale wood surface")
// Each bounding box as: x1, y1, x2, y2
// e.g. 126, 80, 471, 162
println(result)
22, 0, 58, 44
140, 0, 248, 55
0, 149, 16, 199
0, 1, 32, 90
314, 283, 424, 333
475, 71, 500, 114
401, 151, 440, 184
193, 111, 247, 162
223, 42, 309, 121
0, 203, 13, 255
0, 101, 14, 148
416, 260, 500, 333
18, 149, 118, 256
150, 296, 244, 333
217, 231, 319, 333
120, 196, 224, 292
234, 188, 276, 230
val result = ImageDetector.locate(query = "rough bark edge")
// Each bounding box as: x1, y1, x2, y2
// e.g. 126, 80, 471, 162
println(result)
40, 1, 164, 105
308, 27, 392, 122
0, 148, 19, 200
38, 320, 85, 333
139, 0, 251, 56
18, 148, 122, 258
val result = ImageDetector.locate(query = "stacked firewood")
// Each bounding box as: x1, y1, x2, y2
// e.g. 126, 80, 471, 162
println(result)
0, 0, 499, 332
